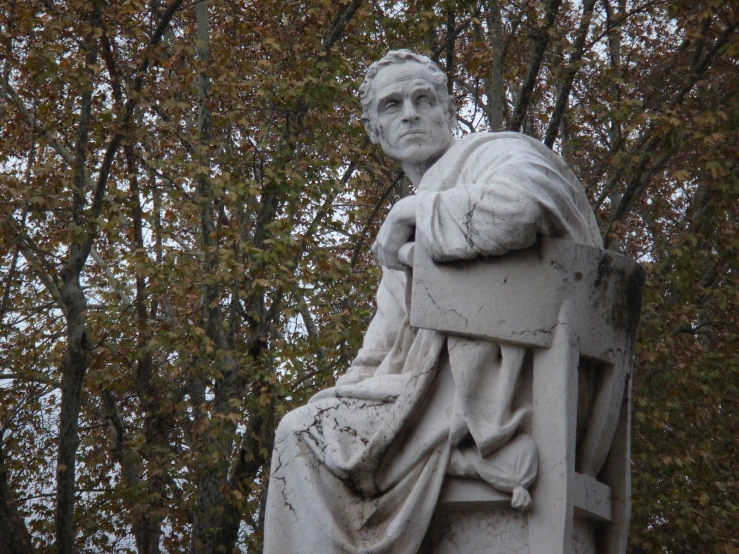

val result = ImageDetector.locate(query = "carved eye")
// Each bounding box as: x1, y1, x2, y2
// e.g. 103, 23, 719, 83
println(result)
416, 94, 432, 107
383, 100, 400, 113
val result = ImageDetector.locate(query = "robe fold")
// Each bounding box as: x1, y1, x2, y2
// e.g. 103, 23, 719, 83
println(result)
264, 132, 602, 554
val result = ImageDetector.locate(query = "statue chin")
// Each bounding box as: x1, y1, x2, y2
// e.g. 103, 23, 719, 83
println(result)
381, 134, 452, 167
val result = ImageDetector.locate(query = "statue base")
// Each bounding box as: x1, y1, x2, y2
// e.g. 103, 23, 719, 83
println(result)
421, 507, 598, 553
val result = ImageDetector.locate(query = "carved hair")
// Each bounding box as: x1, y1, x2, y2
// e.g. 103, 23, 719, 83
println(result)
359, 49, 454, 143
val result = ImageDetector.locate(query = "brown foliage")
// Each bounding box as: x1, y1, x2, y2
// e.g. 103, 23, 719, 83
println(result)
0, 0, 737, 552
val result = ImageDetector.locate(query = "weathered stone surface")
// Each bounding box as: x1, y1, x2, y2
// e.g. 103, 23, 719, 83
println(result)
420, 507, 530, 553
411, 237, 644, 363
419, 510, 599, 554
263, 49, 643, 554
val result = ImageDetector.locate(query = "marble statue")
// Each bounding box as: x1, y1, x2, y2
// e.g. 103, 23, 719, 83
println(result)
263, 50, 642, 554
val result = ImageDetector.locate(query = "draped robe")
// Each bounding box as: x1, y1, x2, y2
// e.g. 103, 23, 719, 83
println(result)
263, 132, 602, 554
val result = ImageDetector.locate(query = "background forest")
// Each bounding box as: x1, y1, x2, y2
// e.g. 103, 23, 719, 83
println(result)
0, 0, 737, 552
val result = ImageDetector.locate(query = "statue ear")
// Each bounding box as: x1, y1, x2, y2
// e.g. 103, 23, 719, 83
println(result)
362, 117, 380, 144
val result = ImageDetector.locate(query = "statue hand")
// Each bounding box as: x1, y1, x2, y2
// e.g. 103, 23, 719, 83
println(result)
511, 486, 533, 511
372, 196, 418, 270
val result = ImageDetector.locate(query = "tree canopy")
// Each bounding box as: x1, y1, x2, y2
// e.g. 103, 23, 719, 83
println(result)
0, 0, 737, 552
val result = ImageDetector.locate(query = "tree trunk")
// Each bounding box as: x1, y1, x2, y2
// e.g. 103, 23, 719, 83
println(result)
445, 5, 455, 98
605, 0, 626, 251
55, 3, 101, 550
0, 442, 35, 554
189, 3, 233, 552
485, 0, 505, 130
56, 267, 90, 554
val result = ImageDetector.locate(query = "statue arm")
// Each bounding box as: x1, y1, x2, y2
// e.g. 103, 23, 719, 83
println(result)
336, 268, 407, 385
415, 137, 601, 261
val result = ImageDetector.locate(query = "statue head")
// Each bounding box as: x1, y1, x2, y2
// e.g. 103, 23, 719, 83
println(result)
359, 50, 456, 164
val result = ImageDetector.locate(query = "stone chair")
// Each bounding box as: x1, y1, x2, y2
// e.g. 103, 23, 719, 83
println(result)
411, 237, 645, 554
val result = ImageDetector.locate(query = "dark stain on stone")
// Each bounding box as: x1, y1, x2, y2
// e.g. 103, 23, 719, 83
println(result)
550, 259, 565, 271
593, 251, 645, 343
593, 253, 613, 290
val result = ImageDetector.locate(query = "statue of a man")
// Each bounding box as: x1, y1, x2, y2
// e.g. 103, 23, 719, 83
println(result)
264, 50, 602, 554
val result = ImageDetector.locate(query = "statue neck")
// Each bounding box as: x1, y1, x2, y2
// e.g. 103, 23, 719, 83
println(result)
401, 140, 454, 187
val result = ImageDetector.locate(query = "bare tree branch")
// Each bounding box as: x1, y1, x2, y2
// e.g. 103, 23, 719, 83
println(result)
603, 12, 739, 247
431, 9, 479, 62
509, 0, 563, 132
89, 248, 133, 307
4, 216, 67, 317
543, 0, 598, 147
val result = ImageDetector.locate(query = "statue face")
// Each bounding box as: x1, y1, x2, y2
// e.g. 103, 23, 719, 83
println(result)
371, 62, 453, 164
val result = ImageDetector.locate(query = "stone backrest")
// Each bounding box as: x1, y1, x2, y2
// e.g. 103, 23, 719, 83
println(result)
410, 237, 644, 364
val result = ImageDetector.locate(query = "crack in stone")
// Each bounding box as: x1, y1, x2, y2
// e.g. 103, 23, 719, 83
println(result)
416, 278, 470, 327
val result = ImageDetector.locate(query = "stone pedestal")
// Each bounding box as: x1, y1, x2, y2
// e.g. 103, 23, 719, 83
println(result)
421, 507, 598, 554
421, 507, 529, 553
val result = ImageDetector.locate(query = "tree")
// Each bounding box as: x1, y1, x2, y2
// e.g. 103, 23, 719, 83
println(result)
1, 0, 737, 552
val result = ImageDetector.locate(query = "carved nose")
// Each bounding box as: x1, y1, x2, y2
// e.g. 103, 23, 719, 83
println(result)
401, 100, 420, 122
